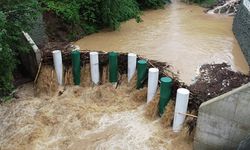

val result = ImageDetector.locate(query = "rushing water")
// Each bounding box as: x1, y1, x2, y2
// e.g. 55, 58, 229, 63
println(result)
75, 0, 249, 84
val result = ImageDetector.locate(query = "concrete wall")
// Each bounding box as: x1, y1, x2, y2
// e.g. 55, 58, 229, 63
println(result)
194, 83, 250, 150
29, 11, 48, 48
233, 0, 250, 65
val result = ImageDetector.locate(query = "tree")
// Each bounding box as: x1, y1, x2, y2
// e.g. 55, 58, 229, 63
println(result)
100, 0, 141, 30
0, 0, 39, 98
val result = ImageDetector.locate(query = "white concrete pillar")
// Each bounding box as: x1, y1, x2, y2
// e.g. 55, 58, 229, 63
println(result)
173, 88, 190, 132
147, 68, 159, 103
52, 50, 63, 85
90, 52, 100, 85
128, 53, 137, 82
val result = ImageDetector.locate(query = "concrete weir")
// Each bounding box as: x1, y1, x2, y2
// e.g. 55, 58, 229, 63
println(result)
194, 83, 250, 149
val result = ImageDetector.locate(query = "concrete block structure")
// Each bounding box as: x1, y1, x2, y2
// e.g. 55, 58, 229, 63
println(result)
194, 83, 250, 149
233, 0, 250, 65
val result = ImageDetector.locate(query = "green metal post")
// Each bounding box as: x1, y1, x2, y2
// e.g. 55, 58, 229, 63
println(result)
71, 50, 81, 85
159, 77, 173, 116
136, 59, 147, 89
109, 52, 118, 83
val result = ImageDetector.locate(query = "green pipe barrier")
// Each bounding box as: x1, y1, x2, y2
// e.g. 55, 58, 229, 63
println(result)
109, 52, 118, 82
136, 59, 147, 89
71, 50, 81, 85
158, 77, 173, 116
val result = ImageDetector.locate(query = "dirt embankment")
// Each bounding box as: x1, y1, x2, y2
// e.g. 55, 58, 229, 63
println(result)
189, 63, 250, 110
43, 11, 86, 43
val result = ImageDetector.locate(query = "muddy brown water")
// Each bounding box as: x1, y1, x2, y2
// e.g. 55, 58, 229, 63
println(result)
75, 0, 249, 84
0, 81, 193, 150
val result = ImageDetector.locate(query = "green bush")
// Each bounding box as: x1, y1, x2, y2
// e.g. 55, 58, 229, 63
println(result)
0, 0, 39, 98
100, 0, 141, 29
42, 0, 81, 24
0, 13, 14, 97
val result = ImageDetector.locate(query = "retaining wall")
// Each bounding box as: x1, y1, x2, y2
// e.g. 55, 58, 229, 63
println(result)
233, 0, 250, 65
29, 12, 48, 48
194, 83, 250, 149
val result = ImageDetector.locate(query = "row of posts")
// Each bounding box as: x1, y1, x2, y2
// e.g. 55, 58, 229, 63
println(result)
52, 49, 190, 133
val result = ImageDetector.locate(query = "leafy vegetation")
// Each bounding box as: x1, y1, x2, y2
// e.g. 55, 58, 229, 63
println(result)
100, 0, 141, 29
0, 0, 39, 98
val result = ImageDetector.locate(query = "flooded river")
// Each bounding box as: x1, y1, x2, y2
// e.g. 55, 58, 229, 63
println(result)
1, 1, 249, 150
75, 0, 249, 84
